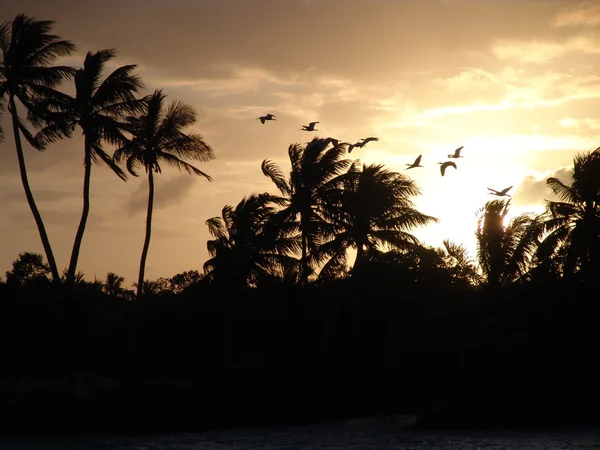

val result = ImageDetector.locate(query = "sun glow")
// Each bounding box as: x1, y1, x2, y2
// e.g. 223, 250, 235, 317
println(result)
354, 132, 568, 259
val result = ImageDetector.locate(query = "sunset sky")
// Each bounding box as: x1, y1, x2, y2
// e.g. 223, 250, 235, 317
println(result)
1, 0, 599, 286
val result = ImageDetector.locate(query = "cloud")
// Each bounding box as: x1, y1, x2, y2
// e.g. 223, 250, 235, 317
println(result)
552, 1, 600, 27
514, 168, 571, 205
492, 35, 600, 63
558, 117, 600, 130
124, 174, 197, 214
0, 186, 78, 204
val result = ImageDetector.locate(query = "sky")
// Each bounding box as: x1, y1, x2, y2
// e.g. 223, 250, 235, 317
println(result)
1, 0, 600, 286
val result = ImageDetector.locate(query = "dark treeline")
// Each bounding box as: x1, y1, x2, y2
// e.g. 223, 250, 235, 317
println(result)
2, 13, 600, 432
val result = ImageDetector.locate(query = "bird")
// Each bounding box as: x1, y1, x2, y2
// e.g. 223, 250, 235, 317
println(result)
448, 146, 464, 158
324, 137, 341, 147
406, 155, 423, 169
438, 161, 457, 177
348, 136, 379, 153
487, 186, 513, 197
257, 113, 276, 124
360, 137, 379, 145
347, 140, 363, 153
300, 121, 319, 131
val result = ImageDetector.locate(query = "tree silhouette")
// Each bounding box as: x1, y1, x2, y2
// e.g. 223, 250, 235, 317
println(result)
475, 199, 539, 288
0, 14, 76, 283
5, 252, 50, 288
537, 149, 600, 283
261, 138, 350, 284
443, 239, 483, 287
34, 48, 145, 287
315, 162, 438, 278
204, 193, 300, 289
113, 89, 215, 297
103, 272, 130, 298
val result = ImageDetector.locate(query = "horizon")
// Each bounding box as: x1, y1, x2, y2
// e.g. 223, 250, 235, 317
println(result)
1, 0, 599, 285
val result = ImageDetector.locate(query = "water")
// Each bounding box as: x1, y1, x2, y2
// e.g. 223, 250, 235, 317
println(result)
2, 416, 600, 449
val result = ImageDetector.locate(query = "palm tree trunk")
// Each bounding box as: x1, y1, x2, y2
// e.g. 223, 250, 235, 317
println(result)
353, 243, 366, 276
137, 169, 155, 297
8, 94, 61, 284
301, 230, 309, 285
66, 139, 92, 287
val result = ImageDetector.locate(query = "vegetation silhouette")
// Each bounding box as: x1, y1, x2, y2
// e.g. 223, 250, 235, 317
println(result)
261, 138, 352, 285
3, 12, 600, 433
113, 89, 215, 297
35, 48, 146, 287
0, 14, 76, 283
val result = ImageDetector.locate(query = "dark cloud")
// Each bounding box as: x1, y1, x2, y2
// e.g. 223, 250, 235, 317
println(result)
514, 167, 571, 205
1, 0, 569, 82
124, 174, 198, 214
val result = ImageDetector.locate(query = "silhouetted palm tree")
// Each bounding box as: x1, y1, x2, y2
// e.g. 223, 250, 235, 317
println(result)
536, 149, 600, 283
204, 193, 300, 288
261, 137, 351, 284
0, 14, 76, 283
113, 89, 215, 297
104, 272, 125, 296
315, 162, 438, 278
35, 49, 145, 287
443, 239, 483, 286
475, 199, 539, 288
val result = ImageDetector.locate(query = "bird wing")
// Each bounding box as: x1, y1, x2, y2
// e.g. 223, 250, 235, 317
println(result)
455, 146, 463, 156
310, 122, 319, 126
259, 117, 266, 124
414, 154, 422, 165
487, 187, 499, 193
503, 186, 513, 194
440, 164, 446, 176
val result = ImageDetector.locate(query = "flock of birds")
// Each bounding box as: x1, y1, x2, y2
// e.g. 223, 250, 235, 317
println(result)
256, 113, 513, 198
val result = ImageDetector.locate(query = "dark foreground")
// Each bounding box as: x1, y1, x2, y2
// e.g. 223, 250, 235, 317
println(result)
1, 280, 600, 434
2, 417, 600, 450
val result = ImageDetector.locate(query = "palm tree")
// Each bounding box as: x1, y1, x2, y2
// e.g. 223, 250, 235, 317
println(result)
475, 199, 539, 288
34, 48, 145, 287
204, 193, 300, 289
314, 162, 438, 278
0, 14, 76, 283
261, 137, 351, 284
443, 239, 483, 287
113, 89, 215, 297
104, 272, 125, 296
536, 149, 600, 283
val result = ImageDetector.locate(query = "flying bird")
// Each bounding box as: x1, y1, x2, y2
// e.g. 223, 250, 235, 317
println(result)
360, 137, 379, 145
300, 121, 319, 131
406, 154, 423, 169
438, 161, 457, 177
348, 137, 379, 153
448, 146, 464, 158
325, 137, 341, 147
257, 113, 276, 124
487, 186, 513, 197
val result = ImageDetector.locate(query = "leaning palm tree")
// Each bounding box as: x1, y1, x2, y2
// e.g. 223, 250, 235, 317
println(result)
536, 149, 600, 283
0, 14, 76, 283
315, 162, 438, 278
261, 137, 351, 284
204, 193, 300, 289
113, 89, 215, 297
34, 49, 145, 287
475, 199, 539, 288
